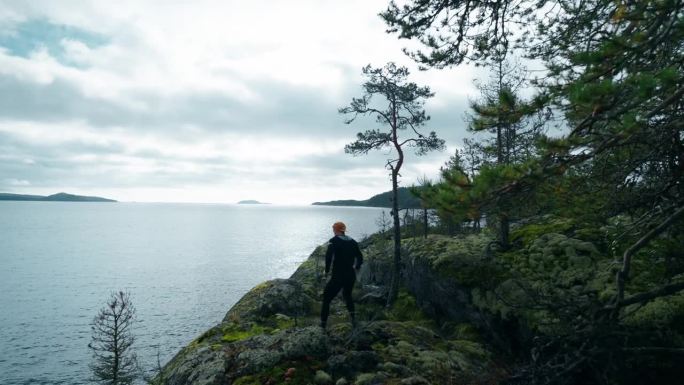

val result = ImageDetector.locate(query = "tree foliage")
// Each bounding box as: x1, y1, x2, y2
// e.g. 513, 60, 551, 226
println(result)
418, 58, 545, 247
383, 0, 684, 383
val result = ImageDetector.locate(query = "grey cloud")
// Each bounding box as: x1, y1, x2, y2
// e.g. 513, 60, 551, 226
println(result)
0, 60, 471, 196
0, 70, 349, 138
428, 103, 470, 145
0, 126, 441, 199
0, 63, 469, 145
0, 127, 385, 191
0, 75, 132, 126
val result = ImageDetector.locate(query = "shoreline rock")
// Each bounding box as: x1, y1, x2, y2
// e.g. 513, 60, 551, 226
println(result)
160, 234, 503, 385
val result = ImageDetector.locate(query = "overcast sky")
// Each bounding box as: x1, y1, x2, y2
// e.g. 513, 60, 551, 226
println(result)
0, 0, 481, 204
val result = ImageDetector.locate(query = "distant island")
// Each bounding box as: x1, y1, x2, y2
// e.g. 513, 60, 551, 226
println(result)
312, 187, 422, 209
0, 192, 117, 202
237, 200, 269, 204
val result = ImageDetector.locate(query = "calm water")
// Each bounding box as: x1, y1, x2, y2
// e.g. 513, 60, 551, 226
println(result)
0, 202, 386, 384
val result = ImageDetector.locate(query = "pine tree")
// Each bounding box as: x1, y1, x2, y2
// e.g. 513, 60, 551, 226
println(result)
340, 62, 445, 305
381, 0, 684, 382
465, 58, 543, 248
89, 291, 138, 385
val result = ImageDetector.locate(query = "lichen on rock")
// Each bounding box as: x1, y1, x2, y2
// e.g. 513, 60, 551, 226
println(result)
223, 278, 313, 325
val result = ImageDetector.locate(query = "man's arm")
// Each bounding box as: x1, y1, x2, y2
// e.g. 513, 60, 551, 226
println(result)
354, 241, 363, 270
325, 241, 334, 275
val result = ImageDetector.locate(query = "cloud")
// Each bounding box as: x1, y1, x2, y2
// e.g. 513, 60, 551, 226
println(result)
2, 178, 30, 186
0, 18, 108, 67
0, 1, 479, 204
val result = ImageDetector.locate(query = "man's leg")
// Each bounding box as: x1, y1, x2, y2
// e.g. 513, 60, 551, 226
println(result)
321, 279, 342, 328
342, 275, 356, 327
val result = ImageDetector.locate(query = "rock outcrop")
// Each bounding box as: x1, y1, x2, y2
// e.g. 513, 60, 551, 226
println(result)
160, 234, 504, 385
223, 279, 313, 324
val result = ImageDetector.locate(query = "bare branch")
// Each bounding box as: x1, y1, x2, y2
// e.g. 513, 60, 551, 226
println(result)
616, 205, 684, 303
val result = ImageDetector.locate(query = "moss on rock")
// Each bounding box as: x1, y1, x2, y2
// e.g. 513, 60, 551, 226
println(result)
223, 278, 313, 324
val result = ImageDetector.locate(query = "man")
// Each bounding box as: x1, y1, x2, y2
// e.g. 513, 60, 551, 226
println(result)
320, 221, 363, 329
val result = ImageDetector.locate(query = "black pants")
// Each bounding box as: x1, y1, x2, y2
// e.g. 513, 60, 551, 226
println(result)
321, 273, 355, 325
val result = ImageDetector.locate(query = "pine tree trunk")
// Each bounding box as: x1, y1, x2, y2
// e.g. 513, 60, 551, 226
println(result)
500, 213, 510, 250
113, 314, 119, 384
423, 207, 428, 239
387, 171, 401, 307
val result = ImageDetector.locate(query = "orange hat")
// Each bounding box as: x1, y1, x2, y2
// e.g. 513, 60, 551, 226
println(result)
332, 221, 346, 233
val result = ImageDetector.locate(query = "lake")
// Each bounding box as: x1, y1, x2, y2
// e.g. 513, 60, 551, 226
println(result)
0, 202, 386, 384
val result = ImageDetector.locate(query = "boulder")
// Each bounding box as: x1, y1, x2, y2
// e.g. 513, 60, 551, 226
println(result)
223, 279, 312, 323
230, 326, 329, 378
354, 372, 388, 385
401, 376, 431, 385
281, 326, 329, 358
314, 370, 334, 385
401, 236, 488, 325
161, 346, 225, 385
327, 350, 379, 378
378, 361, 414, 377
234, 348, 281, 374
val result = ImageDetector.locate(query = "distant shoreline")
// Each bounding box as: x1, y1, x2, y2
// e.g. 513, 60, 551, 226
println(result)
311, 201, 387, 208
0, 192, 116, 202
311, 186, 421, 209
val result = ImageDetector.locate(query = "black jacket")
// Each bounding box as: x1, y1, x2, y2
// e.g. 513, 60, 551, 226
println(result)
325, 235, 363, 279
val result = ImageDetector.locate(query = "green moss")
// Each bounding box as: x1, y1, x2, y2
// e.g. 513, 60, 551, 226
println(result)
236, 359, 323, 385
232, 375, 260, 385
624, 291, 684, 329
193, 325, 222, 345
274, 314, 296, 330
252, 281, 271, 291
395, 340, 415, 354
220, 322, 270, 343
387, 291, 429, 322
471, 288, 513, 319
381, 336, 462, 383
371, 342, 387, 356
355, 372, 382, 385
404, 234, 506, 287
511, 217, 575, 245
415, 349, 451, 370
448, 339, 489, 359
499, 233, 600, 289
436, 322, 481, 342
219, 313, 302, 344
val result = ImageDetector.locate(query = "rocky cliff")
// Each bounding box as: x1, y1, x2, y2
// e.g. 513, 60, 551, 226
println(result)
159, 234, 504, 385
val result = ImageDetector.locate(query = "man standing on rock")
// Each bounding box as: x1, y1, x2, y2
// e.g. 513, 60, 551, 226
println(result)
321, 221, 363, 329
